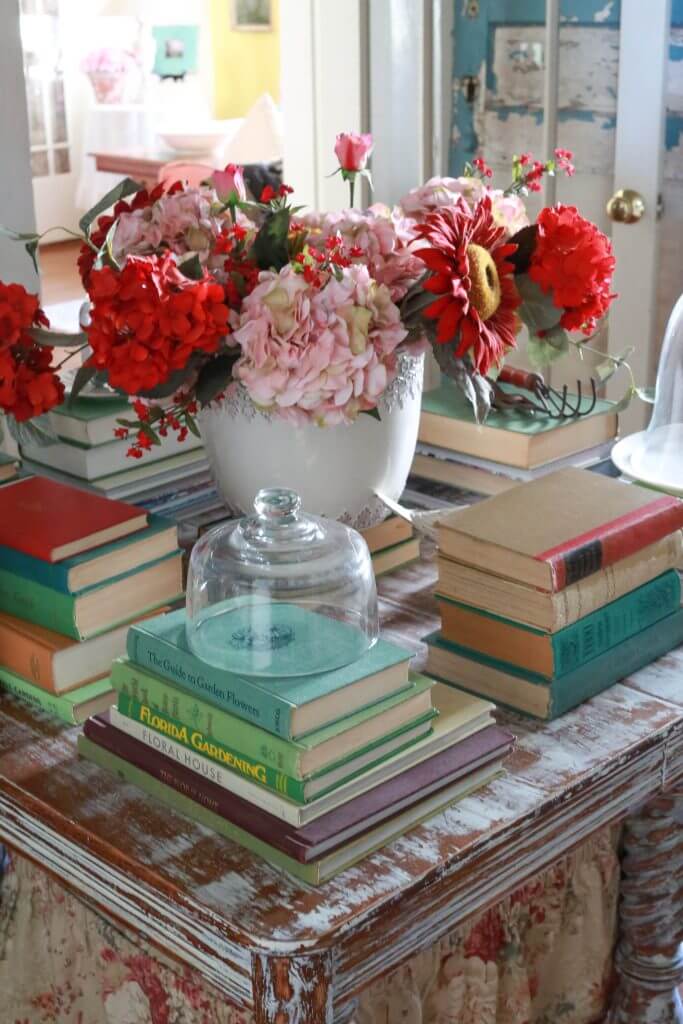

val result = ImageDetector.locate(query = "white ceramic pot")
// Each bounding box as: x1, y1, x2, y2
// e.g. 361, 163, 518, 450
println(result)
199, 354, 424, 526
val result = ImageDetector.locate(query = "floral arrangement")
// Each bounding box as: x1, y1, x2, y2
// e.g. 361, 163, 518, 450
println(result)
0, 136, 626, 458
81, 47, 138, 76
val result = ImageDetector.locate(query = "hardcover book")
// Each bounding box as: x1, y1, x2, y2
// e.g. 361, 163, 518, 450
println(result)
111, 657, 434, 781
0, 515, 177, 594
426, 607, 683, 719
437, 532, 683, 632
0, 552, 183, 640
437, 571, 681, 678
0, 667, 115, 724
438, 468, 683, 591
127, 608, 413, 738
81, 713, 512, 876
112, 680, 493, 826
21, 429, 202, 481
0, 476, 147, 561
0, 452, 19, 482
419, 381, 617, 469
48, 395, 131, 447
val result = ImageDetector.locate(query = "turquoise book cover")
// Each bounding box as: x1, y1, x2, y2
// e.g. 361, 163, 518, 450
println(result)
0, 515, 175, 593
426, 607, 683, 719
127, 607, 412, 738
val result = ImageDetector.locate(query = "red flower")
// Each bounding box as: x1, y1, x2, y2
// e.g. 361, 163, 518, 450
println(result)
529, 204, 616, 334
0, 281, 64, 421
414, 195, 521, 376
85, 253, 230, 394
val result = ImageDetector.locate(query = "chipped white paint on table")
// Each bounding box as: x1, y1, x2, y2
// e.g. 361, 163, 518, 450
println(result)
0, 553, 681, 1023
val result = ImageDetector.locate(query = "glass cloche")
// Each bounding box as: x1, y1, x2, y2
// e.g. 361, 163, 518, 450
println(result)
186, 487, 379, 677
612, 294, 683, 495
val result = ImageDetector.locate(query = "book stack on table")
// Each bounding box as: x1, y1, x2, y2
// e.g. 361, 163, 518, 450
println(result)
426, 467, 683, 719
20, 396, 222, 524
77, 607, 513, 883
409, 380, 619, 499
0, 477, 183, 724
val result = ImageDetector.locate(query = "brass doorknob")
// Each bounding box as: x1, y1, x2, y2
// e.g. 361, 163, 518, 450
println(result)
606, 188, 645, 224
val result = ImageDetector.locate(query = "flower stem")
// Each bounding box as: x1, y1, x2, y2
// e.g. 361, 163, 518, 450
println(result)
54, 344, 89, 371
349, 176, 355, 208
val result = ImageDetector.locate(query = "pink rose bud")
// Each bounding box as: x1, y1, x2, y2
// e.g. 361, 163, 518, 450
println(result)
334, 132, 373, 172
211, 163, 246, 202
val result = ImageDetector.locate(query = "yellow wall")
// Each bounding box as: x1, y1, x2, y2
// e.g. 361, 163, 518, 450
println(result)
210, 0, 280, 118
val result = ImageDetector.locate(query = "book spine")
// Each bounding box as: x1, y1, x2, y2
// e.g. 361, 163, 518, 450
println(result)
0, 568, 77, 638
111, 660, 302, 776
78, 734, 315, 882
0, 620, 56, 690
0, 545, 67, 590
0, 668, 77, 723
117, 693, 306, 802
552, 532, 683, 631
552, 570, 681, 675
552, 607, 683, 718
539, 499, 683, 590
126, 629, 294, 737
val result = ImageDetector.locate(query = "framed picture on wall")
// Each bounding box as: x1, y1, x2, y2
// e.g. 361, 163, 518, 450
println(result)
232, 0, 272, 31
152, 25, 200, 79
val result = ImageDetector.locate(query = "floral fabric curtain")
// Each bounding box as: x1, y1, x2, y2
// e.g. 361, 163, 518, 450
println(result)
0, 825, 619, 1024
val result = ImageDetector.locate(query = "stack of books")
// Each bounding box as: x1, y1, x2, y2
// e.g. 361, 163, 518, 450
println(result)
20, 396, 216, 520
426, 468, 683, 719
0, 451, 20, 486
411, 381, 619, 497
77, 607, 513, 883
0, 476, 183, 724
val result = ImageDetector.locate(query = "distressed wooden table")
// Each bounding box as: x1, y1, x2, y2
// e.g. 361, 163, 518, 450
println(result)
0, 552, 682, 1023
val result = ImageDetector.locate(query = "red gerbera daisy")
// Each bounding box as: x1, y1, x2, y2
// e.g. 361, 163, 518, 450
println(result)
414, 195, 521, 376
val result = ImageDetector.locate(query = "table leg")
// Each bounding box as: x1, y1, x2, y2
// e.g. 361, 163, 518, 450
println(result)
251, 951, 336, 1024
608, 780, 683, 1024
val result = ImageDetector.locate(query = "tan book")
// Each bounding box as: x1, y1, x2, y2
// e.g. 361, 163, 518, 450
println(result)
438, 468, 683, 592
361, 515, 413, 553
437, 531, 683, 632
412, 453, 515, 496
372, 537, 421, 576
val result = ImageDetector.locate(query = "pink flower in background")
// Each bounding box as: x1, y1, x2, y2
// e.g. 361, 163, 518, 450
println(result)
210, 164, 246, 203
400, 176, 529, 238
112, 188, 228, 264
233, 263, 406, 425
334, 132, 373, 172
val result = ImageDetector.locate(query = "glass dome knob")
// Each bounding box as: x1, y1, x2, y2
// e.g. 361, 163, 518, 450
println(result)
254, 487, 301, 522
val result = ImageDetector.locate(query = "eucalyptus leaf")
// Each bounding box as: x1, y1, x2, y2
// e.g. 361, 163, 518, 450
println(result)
360, 406, 382, 422
516, 274, 562, 334
68, 363, 98, 405
30, 325, 88, 348
527, 327, 569, 369
195, 352, 238, 406
79, 177, 143, 236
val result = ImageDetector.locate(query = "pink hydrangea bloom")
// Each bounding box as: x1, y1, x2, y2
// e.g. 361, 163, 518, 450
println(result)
400, 176, 529, 237
233, 263, 406, 425
112, 188, 232, 265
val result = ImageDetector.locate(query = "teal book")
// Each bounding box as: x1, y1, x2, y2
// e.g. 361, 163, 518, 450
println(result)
127, 608, 413, 738
0, 551, 183, 640
0, 666, 115, 724
437, 571, 681, 679
425, 607, 683, 719
0, 514, 177, 594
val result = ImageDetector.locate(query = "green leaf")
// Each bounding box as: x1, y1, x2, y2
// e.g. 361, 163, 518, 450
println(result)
138, 420, 162, 446
29, 325, 87, 348
609, 385, 636, 414
185, 412, 201, 438
250, 207, 292, 271
527, 326, 570, 369
0, 227, 40, 241
360, 406, 382, 422
516, 274, 562, 334
195, 352, 238, 406
79, 178, 143, 236
636, 386, 656, 404
67, 363, 98, 405
25, 238, 40, 274
178, 254, 204, 280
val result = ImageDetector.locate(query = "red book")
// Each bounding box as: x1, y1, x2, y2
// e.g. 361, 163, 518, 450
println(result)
0, 477, 147, 562
83, 712, 513, 863
438, 468, 683, 592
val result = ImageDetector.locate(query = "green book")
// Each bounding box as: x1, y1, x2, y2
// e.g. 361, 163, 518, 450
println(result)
111, 657, 434, 779
437, 571, 681, 679
0, 666, 114, 725
420, 381, 617, 468
48, 395, 132, 447
425, 606, 683, 719
77, 734, 493, 885
127, 608, 413, 738
0, 552, 182, 640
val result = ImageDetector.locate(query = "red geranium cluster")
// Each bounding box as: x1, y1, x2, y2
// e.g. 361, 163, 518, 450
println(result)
85, 252, 230, 394
77, 181, 184, 288
0, 282, 64, 421
529, 204, 616, 333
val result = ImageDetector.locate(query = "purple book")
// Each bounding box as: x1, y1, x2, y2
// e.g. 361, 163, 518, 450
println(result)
84, 712, 513, 863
